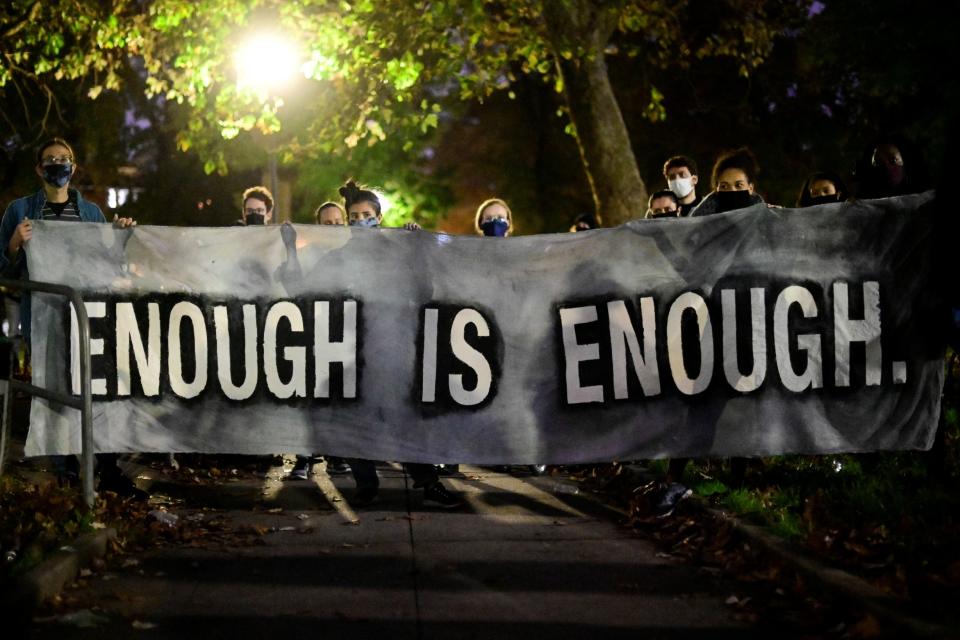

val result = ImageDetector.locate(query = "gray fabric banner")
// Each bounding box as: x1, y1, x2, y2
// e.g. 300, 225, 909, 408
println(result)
24, 192, 943, 463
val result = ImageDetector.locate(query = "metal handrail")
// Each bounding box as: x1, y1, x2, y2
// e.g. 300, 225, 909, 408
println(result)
0, 277, 94, 507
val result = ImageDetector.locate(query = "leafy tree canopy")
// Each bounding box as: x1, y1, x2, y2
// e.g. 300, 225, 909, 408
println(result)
0, 0, 797, 174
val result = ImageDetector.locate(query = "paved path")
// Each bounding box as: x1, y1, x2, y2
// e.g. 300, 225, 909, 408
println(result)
27, 461, 818, 639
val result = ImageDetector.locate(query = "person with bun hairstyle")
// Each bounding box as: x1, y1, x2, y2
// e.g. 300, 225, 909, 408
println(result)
337, 180, 460, 508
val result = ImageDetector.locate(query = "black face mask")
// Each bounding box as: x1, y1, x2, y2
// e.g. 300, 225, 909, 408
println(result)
714, 190, 754, 213
245, 213, 266, 226
806, 194, 840, 207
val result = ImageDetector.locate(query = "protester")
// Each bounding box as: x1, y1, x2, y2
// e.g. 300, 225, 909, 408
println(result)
853, 135, 929, 199
315, 201, 346, 225
474, 198, 512, 237
338, 179, 462, 507
0, 137, 143, 498
663, 155, 702, 216
568, 212, 597, 232
796, 171, 848, 207
690, 147, 767, 216
645, 190, 681, 219
473, 198, 547, 476
286, 200, 352, 481
238, 185, 273, 225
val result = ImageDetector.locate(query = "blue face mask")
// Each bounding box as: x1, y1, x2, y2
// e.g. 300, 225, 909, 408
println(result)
42, 163, 73, 188
480, 218, 509, 237
350, 217, 379, 228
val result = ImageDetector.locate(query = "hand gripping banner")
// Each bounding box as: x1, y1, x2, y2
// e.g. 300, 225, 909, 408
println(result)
24, 192, 944, 463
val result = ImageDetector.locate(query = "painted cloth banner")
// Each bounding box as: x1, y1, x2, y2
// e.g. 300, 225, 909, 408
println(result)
24, 191, 943, 463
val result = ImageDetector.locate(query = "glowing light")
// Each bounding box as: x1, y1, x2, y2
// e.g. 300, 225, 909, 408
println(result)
375, 191, 392, 213
235, 34, 302, 93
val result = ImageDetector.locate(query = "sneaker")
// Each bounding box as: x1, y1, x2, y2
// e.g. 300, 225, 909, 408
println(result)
529, 464, 548, 476
422, 481, 464, 509
353, 486, 379, 506
654, 482, 692, 517
437, 464, 460, 476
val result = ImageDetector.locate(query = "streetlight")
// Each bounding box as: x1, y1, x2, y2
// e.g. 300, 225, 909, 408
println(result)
235, 33, 301, 94
234, 33, 303, 222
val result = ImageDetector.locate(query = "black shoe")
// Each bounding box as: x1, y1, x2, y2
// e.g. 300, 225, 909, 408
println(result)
654, 482, 692, 517
438, 464, 460, 476
353, 487, 379, 506
422, 481, 464, 509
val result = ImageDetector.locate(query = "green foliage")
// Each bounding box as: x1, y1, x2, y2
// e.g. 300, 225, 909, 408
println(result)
722, 488, 764, 516
291, 133, 453, 228
693, 478, 728, 497
0, 0, 799, 171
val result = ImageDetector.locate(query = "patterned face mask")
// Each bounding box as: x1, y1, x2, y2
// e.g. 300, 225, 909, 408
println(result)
42, 162, 73, 188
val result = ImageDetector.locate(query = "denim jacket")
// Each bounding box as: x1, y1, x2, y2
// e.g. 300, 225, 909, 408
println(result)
0, 188, 106, 339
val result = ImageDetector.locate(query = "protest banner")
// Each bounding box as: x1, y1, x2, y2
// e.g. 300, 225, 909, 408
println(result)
24, 192, 943, 463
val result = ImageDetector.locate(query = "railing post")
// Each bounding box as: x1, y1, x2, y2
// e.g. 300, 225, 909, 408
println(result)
70, 293, 95, 508
0, 278, 96, 508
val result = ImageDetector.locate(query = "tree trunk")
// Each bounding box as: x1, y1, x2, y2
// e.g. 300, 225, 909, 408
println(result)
541, 0, 647, 226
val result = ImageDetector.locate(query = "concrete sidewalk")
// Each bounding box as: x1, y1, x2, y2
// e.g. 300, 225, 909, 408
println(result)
26, 462, 822, 639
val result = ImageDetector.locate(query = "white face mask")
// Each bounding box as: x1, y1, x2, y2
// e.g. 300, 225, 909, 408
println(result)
668, 176, 694, 198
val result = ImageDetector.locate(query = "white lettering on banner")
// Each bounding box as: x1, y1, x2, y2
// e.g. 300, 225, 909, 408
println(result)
774, 286, 824, 392
70, 301, 107, 395
64, 281, 902, 406
560, 305, 604, 404
449, 308, 493, 406
421, 308, 439, 403
214, 304, 259, 401
607, 298, 660, 398
313, 300, 357, 399
168, 301, 208, 399
116, 302, 161, 397
667, 292, 714, 395
721, 288, 767, 393
264, 302, 307, 399
834, 281, 882, 386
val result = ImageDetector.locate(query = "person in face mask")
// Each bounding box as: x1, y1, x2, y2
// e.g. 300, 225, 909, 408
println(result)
474, 198, 512, 237
238, 186, 273, 226
662, 155, 702, 216
1, 137, 136, 321
645, 190, 681, 219
796, 172, 849, 207
0, 137, 141, 497
689, 147, 767, 216
335, 180, 461, 507
340, 180, 383, 228
853, 135, 929, 200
